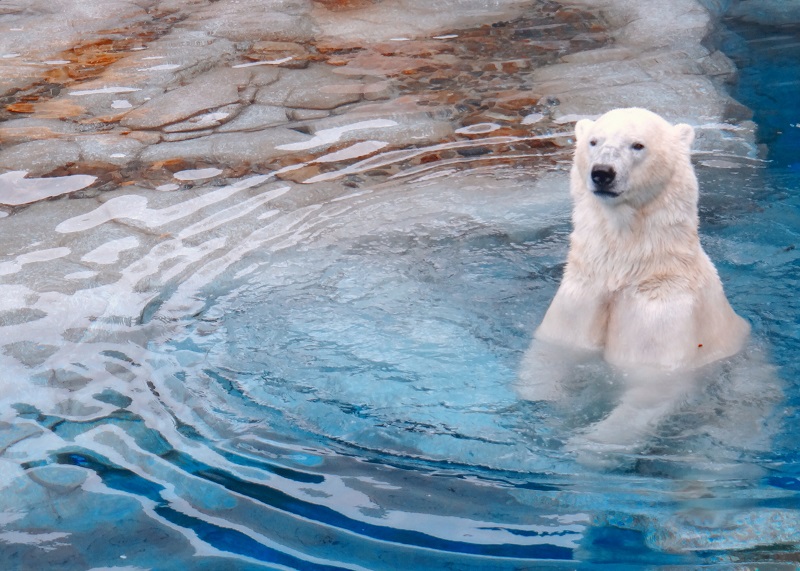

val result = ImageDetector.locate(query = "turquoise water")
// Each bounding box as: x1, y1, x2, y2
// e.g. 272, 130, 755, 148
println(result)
4, 13, 800, 571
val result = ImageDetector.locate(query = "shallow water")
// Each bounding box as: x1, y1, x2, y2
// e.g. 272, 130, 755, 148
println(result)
2, 2, 800, 570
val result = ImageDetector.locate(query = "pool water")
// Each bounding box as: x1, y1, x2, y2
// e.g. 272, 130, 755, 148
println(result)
3, 7, 800, 571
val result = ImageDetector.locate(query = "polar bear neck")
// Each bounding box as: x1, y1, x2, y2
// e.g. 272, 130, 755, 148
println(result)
567, 164, 702, 291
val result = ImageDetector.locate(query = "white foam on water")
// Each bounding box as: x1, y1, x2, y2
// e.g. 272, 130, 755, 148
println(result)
413, 168, 458, 182
553, 113, 597, 124
274, 164, 307, 175
699, 159, 745, 169
56, 194, 149, 234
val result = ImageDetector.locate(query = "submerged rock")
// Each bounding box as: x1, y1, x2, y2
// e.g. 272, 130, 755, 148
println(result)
254, 64, 367, 109
216, 104, 289, 132
312, 0, 528, 43
0, 0, 761, 199
0, 140, 81, 177
139, 127, 311, 165
0, 118, 82, 144
77, 135, 145, 167
181, 0, 316, 42
536, 0, 754, 152
244, 40, 316, 69
121, 68, 251, 129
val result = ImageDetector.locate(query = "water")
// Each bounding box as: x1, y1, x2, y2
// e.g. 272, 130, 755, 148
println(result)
2, 2, 800, 570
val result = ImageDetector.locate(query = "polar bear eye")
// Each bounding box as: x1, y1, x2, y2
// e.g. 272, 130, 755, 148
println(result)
631, 142, 645, 151
589, 139, 597, 147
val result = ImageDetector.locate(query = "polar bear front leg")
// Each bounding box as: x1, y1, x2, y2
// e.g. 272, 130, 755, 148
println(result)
567, 290, 700, 461
516, 338, 597, 401
536, 280, 609, 351
517, 280, 608, 401
567, 368, 697, 466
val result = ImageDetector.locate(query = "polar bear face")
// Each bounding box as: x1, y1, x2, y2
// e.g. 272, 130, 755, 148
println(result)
573, 108, 695, 208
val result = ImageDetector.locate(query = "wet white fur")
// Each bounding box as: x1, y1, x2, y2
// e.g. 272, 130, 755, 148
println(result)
540, 107, 748, 368
519, 108, 752, 458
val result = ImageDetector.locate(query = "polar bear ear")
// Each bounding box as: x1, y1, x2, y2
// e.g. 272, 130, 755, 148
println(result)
674, 123, 695, 149
574, 119, 594, 142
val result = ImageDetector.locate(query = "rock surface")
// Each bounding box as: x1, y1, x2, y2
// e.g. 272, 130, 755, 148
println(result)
121, 68, 251, 129
539, 0, 746, 127
0, 0, 760, 208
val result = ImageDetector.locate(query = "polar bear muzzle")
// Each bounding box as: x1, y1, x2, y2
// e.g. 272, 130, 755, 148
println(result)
590, 164, 617, 196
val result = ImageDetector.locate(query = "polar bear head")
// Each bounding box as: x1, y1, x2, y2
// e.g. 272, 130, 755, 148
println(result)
572, 108, 695, 208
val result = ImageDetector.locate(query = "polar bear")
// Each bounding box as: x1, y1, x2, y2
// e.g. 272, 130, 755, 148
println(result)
519, 108, 752, 455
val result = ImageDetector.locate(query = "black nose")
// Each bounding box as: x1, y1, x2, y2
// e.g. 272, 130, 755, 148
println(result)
591, 165, 616, 188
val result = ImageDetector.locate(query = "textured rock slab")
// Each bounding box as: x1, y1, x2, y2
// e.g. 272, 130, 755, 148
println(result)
94, 30, 239, 90
312, 0, 527, 43
181, 0, 316, 42
0, 140, 81, 176
0, 0, 761, 197
541, 0, 755, 152
299, 113, 455, 151
216, 104, 289, 132
162, 104, 242, 133
255, 64, 366, 109
0, 119, 82, 145
244, 40, 315, 69
77, 135, 145, 167
121, 68, 251, 129
139, 127, 311, 165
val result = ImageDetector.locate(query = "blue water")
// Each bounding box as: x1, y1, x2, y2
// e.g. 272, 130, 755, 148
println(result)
143, 27, 800, 565
719, 17, 800, 379
4, 14, 800, 571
